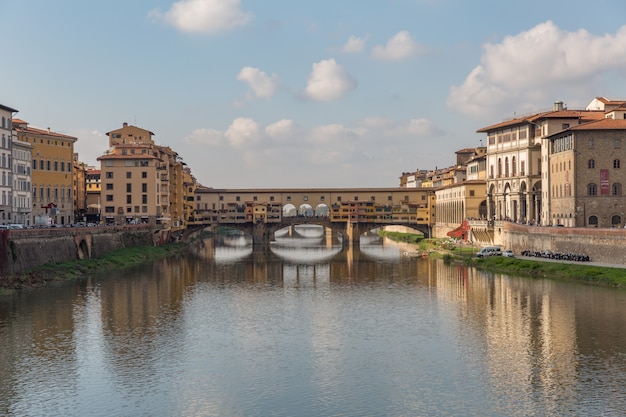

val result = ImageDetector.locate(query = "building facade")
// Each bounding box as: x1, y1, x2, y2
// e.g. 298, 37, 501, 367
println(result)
14, 119, 77, 225
0, 104, 17, 224
11, 139, 32, 225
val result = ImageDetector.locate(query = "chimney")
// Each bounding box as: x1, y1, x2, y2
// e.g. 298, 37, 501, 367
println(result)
123, 122, 128, 128
554, 101, 564, 111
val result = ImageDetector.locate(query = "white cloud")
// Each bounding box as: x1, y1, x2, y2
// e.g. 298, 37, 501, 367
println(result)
265, 119, 295, 141
237, 67, 279, 100
448, 21, 626, 118
371, 31, 423, 60
308, 123, 362, 144
225, 117, 261, 148
303, 59, 357, 101
148, 0, 252, 34
340, 35, 367, 53
183, 128, 224, 146
392, 118, 443, 137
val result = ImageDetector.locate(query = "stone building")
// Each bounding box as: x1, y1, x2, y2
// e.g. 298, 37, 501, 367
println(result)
11, 139, 32, 225
547, 106, 626, 227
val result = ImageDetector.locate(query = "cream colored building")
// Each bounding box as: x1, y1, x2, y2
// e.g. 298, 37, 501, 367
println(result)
14, 119, 77, 225
477, 101, 604, 225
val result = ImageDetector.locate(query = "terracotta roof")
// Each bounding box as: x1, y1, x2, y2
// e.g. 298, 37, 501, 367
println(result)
568, 118, 626, 131
13, 119, 77, 140
476, 109, 604, 133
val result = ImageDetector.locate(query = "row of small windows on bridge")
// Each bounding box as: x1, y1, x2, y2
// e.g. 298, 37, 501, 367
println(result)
213, 195, 424, 203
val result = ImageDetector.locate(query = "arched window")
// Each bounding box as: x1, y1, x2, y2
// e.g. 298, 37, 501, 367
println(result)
611, 215, 622, 227
512, 156, 517, 176
588, 183, 597, 196
505, 157, 509, 177
614, 159, 621, 168
589, 215, 598, 226
588, 159, 595, 169
498, 158, 502, 177
613, 183, 622, 196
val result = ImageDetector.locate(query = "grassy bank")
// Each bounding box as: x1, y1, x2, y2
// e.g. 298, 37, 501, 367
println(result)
0, 243, 189, 293
469, 256, 626, 287
382, 232, 626, 288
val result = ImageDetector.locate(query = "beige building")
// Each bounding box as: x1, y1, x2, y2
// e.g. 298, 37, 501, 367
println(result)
14, 119, 77, 225
433, 180, 488, 238
98, 122, 189, 230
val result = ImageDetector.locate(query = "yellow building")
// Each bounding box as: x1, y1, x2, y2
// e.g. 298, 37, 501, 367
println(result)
85, 167, 101, 223
73, 154, 87, 223
14, 119, 77, 225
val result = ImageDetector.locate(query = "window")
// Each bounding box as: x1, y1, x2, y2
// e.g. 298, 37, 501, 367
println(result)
512, 156, 517, 176
562, 123, 570, 130
126, 183, 131, 192
106, 184, 113, 190
589, 138, 595, 148
588, 183, 597, 196
469, 190, 475, 197
614, 159, 621, 169
142, 183, 147, 192
54, 161, 58, 171
588, 215, 598, 226
588, 159, 595, 169
236, 196, 240, 202
612, 215, 622, 226
520, 160, 525, 175
615, 139, 622, 149
126, 172, 132, 178
142, 171, 147, 178
126, 195, 132, 204
498, 158, 502, 177
613, 183, 622, 196
39, 160, 44, 170
106, 172, 113, 178
105, 206, 115, 213
106, 195, 113, 201
142, 195, 147, 204
47, 160, 50, 170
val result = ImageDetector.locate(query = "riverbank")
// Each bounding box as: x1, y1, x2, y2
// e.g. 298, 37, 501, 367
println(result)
0, 243, 189, 294
386, 235, 626, 288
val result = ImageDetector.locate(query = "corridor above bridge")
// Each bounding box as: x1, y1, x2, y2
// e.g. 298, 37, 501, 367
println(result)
191, 187, 435, 241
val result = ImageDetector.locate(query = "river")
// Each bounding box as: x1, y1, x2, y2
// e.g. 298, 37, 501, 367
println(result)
1, 227, 625, 416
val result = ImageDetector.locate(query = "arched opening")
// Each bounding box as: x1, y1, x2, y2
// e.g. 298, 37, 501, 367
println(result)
298, 204, 314, 217
588, 215, 598, 227
315, 204, 329, 217
611, 215, 621, 227
283, 204, 297, 217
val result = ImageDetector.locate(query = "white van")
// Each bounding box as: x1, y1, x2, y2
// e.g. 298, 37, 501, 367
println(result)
476, 246, 502, 258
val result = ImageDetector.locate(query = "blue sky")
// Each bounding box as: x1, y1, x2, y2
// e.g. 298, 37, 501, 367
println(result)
3, 0, 626, 188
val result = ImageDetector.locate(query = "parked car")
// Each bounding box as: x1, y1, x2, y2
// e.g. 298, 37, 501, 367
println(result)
503, 249, 515, 257
476, 246, 502, 258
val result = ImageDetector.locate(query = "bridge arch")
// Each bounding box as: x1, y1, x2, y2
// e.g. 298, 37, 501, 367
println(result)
298, 204, 314, 217
283, 204, 297, 217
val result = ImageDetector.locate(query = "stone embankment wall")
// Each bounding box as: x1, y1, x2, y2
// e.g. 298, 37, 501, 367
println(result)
0, 226, 167, 277
502, 222, 626, 265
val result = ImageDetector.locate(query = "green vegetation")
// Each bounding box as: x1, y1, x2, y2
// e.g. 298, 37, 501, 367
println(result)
379, 231, 625, 288
0, 243, 189, 293
378, 230, 424, 244
464, 254, 626, 288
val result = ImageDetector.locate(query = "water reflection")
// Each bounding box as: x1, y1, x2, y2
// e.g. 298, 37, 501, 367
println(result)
1, 232, 625, 417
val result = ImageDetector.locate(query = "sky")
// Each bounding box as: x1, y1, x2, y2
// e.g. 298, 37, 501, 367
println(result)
3, 0, 626, 189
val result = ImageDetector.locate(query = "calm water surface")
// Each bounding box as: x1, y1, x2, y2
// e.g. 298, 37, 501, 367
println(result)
1, 229, 625, 417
